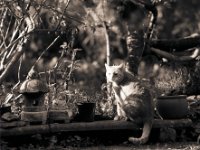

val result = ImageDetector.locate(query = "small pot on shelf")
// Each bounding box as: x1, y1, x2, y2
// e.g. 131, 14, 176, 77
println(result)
156, 95, 188, 119
48, 109, 71, 123
76, 102, 96, 122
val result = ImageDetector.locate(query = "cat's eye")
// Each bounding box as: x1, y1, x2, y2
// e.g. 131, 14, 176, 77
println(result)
113, 72, 118, 76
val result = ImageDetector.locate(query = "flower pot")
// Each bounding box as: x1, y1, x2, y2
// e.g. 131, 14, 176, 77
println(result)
76, 102, 96, 122
156, 95, 188, 119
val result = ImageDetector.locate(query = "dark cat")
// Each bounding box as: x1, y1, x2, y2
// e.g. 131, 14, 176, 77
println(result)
105, 63, 154, 144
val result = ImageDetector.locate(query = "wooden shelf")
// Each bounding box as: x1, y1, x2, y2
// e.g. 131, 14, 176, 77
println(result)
0, 119, 192, 137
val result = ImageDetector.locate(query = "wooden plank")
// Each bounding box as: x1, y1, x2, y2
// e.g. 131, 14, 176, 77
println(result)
153, 119, 192, 128
0, 119, 192, 137
0, 121, 27, 129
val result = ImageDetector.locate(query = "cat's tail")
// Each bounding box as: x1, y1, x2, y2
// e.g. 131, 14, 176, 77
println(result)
128, 120, 153, 145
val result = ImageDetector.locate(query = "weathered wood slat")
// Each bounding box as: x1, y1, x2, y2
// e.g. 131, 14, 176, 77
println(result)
153, 119, 192, 128
0, 119, 192, 137
0, 120, 27, 129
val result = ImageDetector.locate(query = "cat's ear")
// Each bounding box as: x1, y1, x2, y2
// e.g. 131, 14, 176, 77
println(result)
119, 63, 125, 69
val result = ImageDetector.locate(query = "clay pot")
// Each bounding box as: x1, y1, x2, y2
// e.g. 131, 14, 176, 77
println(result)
76, 102, 96, 122
156, 95, 188, 119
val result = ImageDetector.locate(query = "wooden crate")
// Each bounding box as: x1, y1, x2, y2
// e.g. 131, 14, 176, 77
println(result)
48, 110, 70, 123
21, 111, 47, 124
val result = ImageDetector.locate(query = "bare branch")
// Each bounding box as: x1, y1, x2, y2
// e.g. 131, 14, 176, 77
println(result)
0, 51, 7, 72
27, 36, 60, 79
0, 45, 24, 84
131, 0, 158, 41
4, 14, 13, 42
102, 0, 111, 66
32, 1, 84, 25
9, 19, 23, 44
151, 47, 200, 61
150, 35, 200, 52
55, 0, 71, 30
0, 2, 36, 83
12, 54, 23, 91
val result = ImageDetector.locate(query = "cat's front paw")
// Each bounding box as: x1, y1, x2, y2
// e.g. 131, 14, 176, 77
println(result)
128, 137, 141, 145
114, 115, 128, 121
114, 115, 120, 120
128, 137, 148, 145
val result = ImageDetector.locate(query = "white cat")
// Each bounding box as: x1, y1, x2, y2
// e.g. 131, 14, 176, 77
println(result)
105, 63, 154, 144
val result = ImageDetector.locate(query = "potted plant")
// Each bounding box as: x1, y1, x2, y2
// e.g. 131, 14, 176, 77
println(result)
74, 91, 96, 122
48, 93, 71, 123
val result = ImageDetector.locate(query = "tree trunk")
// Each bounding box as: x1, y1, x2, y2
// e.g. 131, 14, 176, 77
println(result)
126, 31, 144, 75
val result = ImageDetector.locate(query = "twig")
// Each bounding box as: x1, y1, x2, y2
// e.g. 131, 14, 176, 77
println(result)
103, 21, 110, 66
55, 0, 71, 30
0, 9, 8, 48
129, 0, 156, 13
53, 43, 66, 71
9, 19, 23, 45
0, 51, 7, 72
100, 0, 111, 65
0, 8, 5, 28
0, 20, 30, 58
0, 44, 24, 84
150, 35, 200, 51
0, 8, 7, 32
18, 53, 23, 82
32, 0, 47, 20
0, 3, 35, 84
27, 36, 60, 79
66, 48, 79, 84
3, 27, 31, 54
32, 1, 85, 25
6, 42, 18, 59
49, 42, 66, 101
129, 0, 158, 49
101, 0, 113, 99
0, 30, 7, 48
145, 3, 157, 40
4, 14, 13, 43
0, 9, 15, 51
12, 54, 23, 91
